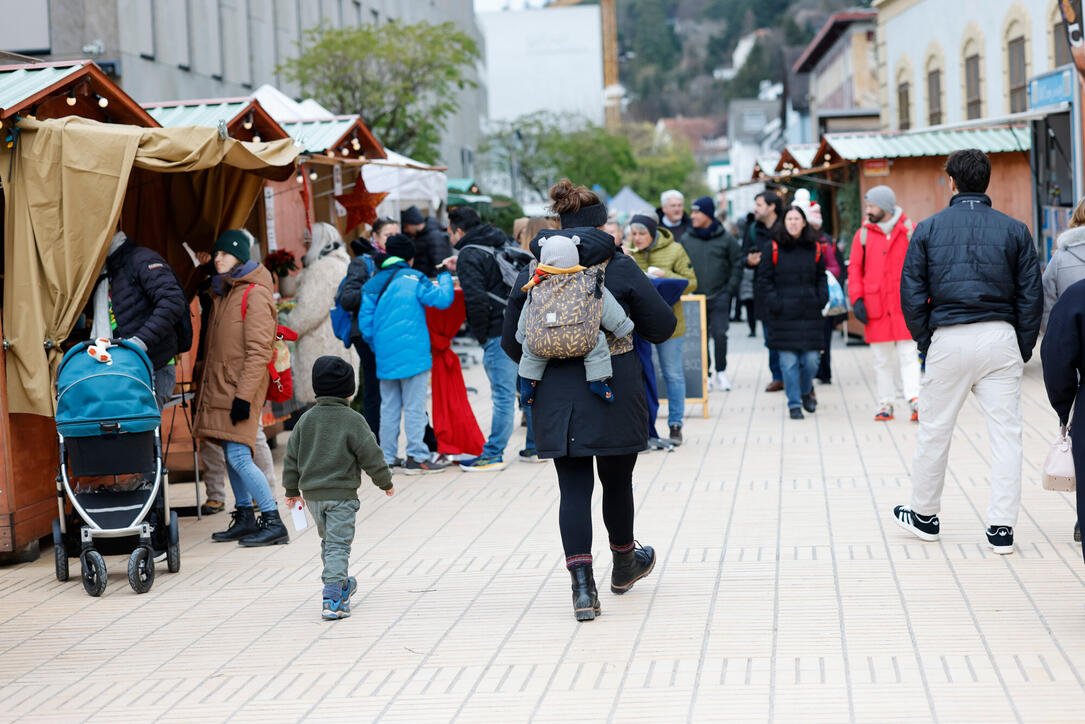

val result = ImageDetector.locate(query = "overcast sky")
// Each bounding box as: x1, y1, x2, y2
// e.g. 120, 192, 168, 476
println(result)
473, 0, 549, 12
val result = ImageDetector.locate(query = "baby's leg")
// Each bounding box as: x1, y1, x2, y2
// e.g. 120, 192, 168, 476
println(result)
519, 346, 547, 407
585, 332, 615, 403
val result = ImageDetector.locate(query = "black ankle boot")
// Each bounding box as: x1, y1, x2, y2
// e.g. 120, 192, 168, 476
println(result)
569, 563, 601, 621
610, 542, 656, 594
211, 506, 257, 542
238, 509, 290, 547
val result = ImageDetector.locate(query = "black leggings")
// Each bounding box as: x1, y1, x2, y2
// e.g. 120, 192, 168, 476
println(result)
553, 453, 638, 558
743, 300, 757, 335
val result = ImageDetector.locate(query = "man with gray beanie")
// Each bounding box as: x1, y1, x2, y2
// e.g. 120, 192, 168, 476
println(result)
848, 184, 920, 422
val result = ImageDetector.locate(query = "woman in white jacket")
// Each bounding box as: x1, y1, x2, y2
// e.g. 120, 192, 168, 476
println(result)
285, 222, 359, 403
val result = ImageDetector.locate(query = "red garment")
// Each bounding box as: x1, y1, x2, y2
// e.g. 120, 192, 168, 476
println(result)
848, 215, 914, 343
426, 289, 485, 456
819, 233, 842, 279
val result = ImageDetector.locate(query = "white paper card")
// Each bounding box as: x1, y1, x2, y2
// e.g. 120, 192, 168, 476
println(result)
290, 502, 308, 532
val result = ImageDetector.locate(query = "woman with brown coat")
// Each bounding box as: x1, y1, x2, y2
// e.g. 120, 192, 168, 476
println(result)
196, 229, 289, 546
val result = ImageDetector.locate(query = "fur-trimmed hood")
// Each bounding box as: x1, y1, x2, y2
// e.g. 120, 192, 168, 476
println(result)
1058, 226, 1085, 250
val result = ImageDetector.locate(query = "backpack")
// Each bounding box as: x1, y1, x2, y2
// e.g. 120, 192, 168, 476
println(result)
521, 260, 608, 359
461, 243, 534, 306
241, 285, 298, 403
771, 240, 821, 265
330, 255, 376, 348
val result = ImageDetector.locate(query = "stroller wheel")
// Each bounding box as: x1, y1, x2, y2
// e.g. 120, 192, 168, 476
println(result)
80, 550, 107, 596
128, 546, 155, 594
52, 519, 69, 582
167, 510, 180, 573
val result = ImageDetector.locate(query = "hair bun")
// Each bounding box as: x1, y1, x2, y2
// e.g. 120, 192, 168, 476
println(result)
548, 178, 600, 216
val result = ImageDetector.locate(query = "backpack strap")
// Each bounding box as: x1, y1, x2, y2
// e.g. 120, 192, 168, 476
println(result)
772, 241, 778, 265
859, 226, 868, 247
815, 243, 822, 263
240, 284, 254, 320
903, 219, 915, 241
237, 283, 284, 390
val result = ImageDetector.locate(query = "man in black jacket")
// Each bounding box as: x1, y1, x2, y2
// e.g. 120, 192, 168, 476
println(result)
401, 205, 453, 279
895, 149, 1042, 555
444, 207, 518, 471
91, 231, 189, 408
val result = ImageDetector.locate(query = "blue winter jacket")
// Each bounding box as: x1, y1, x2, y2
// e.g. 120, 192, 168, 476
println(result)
358, 262, 454, 380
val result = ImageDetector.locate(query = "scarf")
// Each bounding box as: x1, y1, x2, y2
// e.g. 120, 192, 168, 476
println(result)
877, 206, 903, 238
210, 260, 259, 297
521, 263, 586, 292
690, 219, 722, 240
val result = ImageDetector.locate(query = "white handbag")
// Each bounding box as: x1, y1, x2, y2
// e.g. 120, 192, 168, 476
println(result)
1042, 423, 1076, 492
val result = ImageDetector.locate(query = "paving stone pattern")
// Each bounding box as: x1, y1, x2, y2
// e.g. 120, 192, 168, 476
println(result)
1, 327, 1084, 723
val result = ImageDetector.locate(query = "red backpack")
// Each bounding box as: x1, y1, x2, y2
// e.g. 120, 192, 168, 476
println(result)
241, 285, 297, 403
771, 240, 822, 265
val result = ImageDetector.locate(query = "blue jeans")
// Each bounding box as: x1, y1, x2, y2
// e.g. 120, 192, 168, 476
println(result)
520, 379, 536, 452
379, 371, 430, 464
223, 440, 275, 513
763, 324, 782, 381
482, 337, 517, 460
657, 337, 686, 427
778, 350, 820, 410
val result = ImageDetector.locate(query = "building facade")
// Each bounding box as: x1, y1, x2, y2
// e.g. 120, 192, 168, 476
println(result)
875, 0, 1068, 131
2, 0, 486, 176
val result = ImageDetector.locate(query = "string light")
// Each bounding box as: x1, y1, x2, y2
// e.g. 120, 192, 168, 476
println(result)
66, 90, 76, 106
309, 169, 318, 181
340, 147, 349, 156
242, 112, 253, 130
95, 94, 108, 108
295, 170, 304, 184
252, 134, 261, 143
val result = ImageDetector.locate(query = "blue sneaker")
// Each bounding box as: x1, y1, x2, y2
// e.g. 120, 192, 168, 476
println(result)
459, 456, 509, 472
339, 577, 358, 618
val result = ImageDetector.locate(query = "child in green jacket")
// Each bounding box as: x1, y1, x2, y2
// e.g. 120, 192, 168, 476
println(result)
283, 356, 393, 620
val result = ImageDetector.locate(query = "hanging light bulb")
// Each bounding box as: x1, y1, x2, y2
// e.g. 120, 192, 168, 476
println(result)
295, 170, 304, 184
351, 136, 361, 151
340, 147, 349, 156
96, 94, 108, 108
309, 169, 318, 181
242, 113, 253, 130
66, 90, 76, 106
252, 134, 261, 143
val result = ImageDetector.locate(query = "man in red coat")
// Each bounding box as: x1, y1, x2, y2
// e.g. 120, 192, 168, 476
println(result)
848, 185, 920, 422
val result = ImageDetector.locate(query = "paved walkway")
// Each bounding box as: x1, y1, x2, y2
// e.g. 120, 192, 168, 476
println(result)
2, 326, 1084, 723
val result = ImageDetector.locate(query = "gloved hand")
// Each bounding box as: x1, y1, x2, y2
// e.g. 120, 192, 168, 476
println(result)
230, 397, 251, 425
853, 298, 868, 325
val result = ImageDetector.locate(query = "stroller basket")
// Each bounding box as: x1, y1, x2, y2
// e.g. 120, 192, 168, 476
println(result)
66, 431, 155, 477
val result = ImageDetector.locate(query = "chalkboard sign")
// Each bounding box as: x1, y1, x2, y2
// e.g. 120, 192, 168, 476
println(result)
652, 294, 709, 418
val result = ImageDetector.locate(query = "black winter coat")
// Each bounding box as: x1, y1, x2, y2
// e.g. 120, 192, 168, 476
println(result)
755, 237, 828, 351
410, 217, 453, 278
103, 240, 188, 369
338, 238, 385, 342
502, 227, 676, 458
455, 223, 511, 342
1040, 278, 1085, 563
901, 193, 1042, 360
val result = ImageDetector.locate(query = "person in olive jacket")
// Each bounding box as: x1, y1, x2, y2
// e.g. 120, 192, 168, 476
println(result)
679, 195, 743, 392
629, 213, 697, 445
195, 229, 289, 547
895, 149, 1042, 556
501, 180, 676, 622
756, 205, 828, 420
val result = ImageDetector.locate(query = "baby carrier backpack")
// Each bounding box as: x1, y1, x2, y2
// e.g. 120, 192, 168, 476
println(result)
522, 260, 608, 359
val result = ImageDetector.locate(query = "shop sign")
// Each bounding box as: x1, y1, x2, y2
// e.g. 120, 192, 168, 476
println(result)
863, 158, 890, 177
1030, 67, 1075, 109
263, 186, 277, 251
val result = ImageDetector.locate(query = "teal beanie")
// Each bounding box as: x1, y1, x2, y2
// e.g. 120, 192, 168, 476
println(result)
212, 229, 252, 264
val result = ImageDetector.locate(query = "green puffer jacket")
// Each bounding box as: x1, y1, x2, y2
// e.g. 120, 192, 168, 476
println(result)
630, 228, 698, 338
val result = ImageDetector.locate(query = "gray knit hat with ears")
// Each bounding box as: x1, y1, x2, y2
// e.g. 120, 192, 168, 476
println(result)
539, 234, 581, 269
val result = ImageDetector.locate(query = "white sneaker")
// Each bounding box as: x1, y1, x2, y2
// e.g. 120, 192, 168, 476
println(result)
715, 371, 731, 391
706, 374, 714, 391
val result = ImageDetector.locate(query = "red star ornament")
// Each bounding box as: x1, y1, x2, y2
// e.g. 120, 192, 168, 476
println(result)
335, 178, 389, 234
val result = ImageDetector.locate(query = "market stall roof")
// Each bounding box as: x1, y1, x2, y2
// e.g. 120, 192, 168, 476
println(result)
282, 115, 385, 159
775, 143, 819, 172
252, 84, 335, 122
447, 177, 480, 194
362, 149, 448, 216
607, 186, 654, 216
142, 97, 288, 141
811, 124, 1032, 165
751, 154, 782, 181
0, 60, 157, 126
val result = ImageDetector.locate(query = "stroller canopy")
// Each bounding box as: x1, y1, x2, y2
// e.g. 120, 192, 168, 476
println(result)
56, 341, 160, 438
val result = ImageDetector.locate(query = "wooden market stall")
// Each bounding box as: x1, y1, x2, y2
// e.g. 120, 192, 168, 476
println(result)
0, 71, 298, 558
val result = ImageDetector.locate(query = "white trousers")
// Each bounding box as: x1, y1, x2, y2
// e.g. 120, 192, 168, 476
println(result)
909, 321, 1024, 526
202, 426, 277, 502
871, 340, 921, 405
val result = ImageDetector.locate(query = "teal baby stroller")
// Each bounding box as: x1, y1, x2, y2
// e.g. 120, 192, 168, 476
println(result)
52, 339, 180, 596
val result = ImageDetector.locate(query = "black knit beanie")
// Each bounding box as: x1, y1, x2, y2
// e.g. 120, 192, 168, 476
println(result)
312, 356, 356, 398
630, 214, 658, 240
559, 202, 609, 230
383, 233, 415, 261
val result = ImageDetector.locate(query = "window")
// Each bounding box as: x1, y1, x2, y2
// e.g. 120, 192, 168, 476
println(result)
898, 82, 911, 130
927, 69, 942, 125
1055, 21, 1073, 67
1008, 36, 1027, 113
965, 55, 982, 120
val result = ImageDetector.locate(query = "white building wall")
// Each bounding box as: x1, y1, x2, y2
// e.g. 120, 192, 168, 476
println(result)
478, 7, 604, 125
879, 0, 1056, 130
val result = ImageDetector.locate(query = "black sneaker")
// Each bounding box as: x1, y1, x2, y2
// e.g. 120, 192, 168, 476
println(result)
789, 407, 804, 420
986, 526, 1014, 555
403, 458, 446, 475
892, 505, 939, 541
802, 391, 817, 413
668, 425, 683, 446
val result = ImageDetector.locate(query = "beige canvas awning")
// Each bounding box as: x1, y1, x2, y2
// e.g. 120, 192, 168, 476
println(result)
0, 116, 299, 416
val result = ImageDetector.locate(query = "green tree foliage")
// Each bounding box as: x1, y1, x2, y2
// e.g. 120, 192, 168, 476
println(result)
620, 123, 709, 202
485, 195, 525, 236
277, 21, 479, 164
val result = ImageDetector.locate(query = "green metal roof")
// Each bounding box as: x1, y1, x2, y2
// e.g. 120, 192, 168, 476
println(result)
145, 100, 248, 128
281, 118, 358, 153
824, 126, 1031, 160
447, 177, 476, 193
0, 63, 84, 114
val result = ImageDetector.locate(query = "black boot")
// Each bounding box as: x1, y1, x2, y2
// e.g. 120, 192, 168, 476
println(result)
211, 507, 257, 542
238, 509, 290, 547
569, 563, 601, 621
610, 542, 656, 594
